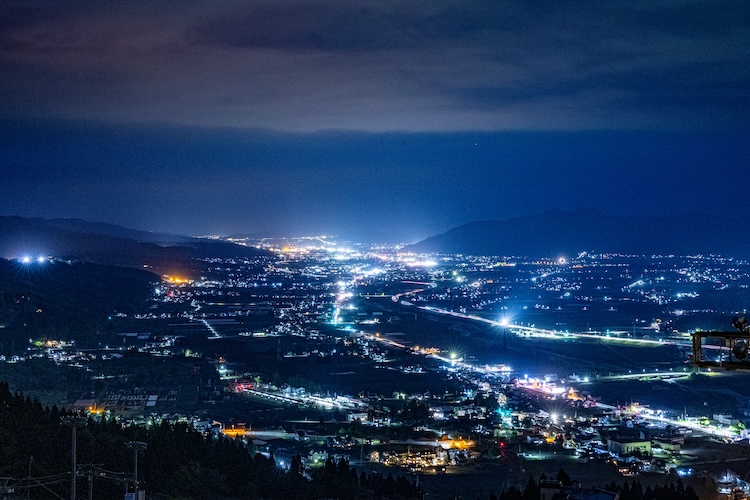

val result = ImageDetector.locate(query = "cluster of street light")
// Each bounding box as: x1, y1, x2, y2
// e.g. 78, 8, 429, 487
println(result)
19, 255, 49, 264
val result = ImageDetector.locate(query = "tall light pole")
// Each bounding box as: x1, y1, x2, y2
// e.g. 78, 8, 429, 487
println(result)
61, 415, 87, 500
126, 441, 147, 495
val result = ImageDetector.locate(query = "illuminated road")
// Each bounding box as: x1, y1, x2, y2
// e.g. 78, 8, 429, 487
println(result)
593, 371, 690, 382
614, 404, 737, 440
591, 400, 740, 440
364, 332, 510, 376
406, 302, 679, 345
186, 299, 222, 339
202, 318, 222, 339
390, 281, 436, 303
397, 301, 731, 354
389, 294, 745, 441
240, 387, 365, 411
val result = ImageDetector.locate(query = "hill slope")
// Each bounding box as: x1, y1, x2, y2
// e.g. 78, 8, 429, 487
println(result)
0, 216, 271, 274
408, 210, 745, 257
0, 257, 157, 350
45, 217, 195, 244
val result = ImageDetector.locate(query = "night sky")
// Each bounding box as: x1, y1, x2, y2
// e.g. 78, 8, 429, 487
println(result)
1, 1, 749, 241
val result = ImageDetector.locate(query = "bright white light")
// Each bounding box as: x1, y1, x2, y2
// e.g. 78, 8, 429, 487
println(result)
37, 256, 46, 263
412, 260, 437, 267
499, 316, 510, 327
21, 256, 31, 264
363, 267, 384, 277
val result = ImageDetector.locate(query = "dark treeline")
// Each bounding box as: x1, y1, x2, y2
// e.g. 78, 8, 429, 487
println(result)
485, 469, 700, 500
0, 382, 421, 499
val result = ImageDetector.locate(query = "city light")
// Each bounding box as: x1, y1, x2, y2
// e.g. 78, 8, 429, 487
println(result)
7, 231, 750, 496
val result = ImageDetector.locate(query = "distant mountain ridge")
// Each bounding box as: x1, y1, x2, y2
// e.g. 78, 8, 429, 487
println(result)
408, 209, 747, 258
0, 216, 271, 275
44, 218, 196, 245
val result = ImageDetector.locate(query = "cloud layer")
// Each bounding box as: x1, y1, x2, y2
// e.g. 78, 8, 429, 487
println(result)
2, 0, 749, 132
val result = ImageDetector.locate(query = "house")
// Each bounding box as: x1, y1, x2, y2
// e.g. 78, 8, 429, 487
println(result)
607, 436, 651, 456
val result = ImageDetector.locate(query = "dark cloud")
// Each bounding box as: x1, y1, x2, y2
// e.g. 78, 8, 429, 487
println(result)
189, 2, 536, 53
0, 2, 65, 31
191, 4, 414, 52
0, 0, 747, 131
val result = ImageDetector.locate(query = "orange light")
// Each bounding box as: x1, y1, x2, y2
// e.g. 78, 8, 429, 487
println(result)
164, 275, 190, 284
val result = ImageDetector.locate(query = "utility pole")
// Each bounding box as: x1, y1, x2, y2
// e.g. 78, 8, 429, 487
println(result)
26, 456, 32, 499
87, 471, 93, 500
127, 441, 147, 497
78, 464, 99, 500
61, 415, 87, 500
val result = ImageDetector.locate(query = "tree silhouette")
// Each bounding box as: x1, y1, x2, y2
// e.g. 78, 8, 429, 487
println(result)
0, 383, 423, 499
555, 468, 572, 486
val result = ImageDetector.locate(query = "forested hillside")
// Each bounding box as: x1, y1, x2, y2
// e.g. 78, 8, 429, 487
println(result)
0, 383, 421, 499
0, 258, 156, 353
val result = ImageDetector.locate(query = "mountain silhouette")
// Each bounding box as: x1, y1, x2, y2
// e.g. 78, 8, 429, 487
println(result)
0, 216, 270, 275
408, 209, 745, 258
